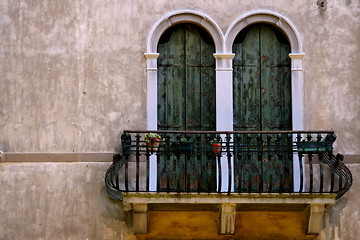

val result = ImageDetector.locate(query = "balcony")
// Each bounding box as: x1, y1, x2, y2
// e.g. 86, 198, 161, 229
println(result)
105, 130, 352, 236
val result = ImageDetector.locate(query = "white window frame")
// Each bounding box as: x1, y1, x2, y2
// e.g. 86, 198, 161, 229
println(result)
145, 10, 305, 191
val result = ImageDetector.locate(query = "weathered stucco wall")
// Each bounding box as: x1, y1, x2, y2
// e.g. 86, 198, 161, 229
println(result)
301, 1, 360, 155
0, 162, 135, 239
0, 0, 149, 153
320, 165, 360, 240
0, 0, 359, 154
0, 161, 359, 239
0, 0, 359, 239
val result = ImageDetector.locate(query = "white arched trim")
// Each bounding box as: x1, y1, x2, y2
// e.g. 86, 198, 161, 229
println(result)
224, 10, 305, 132
145, 10, 305, 191
146, 9, 305, 132
225, 10, 303, 53
145, 10, 225, 130
146, 10, 225, 53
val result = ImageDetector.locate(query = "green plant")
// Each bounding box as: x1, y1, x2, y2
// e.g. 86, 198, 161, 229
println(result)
177, 136, 193, 153
144, 133, 162, 143
144, 133, 166, 148
210, 138, 220, 144
179, 137, 192, 143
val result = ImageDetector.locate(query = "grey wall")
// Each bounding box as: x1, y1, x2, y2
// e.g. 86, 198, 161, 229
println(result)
321, 165, 360, 240
0, 162, 134, 239
1, 0, 359, 154
0, 0, 359, 239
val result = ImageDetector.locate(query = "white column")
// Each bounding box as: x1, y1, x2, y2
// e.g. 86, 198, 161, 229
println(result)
289, 53, 305, 192
144, 53, 160, 130
289, 53, 305, 131
214, 53, 235, 192
214, 53, 235, 131
144, 53, 159, 192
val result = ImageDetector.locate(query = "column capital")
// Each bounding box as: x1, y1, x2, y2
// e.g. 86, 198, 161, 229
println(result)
145, 53, 159, 71
144, 53, 160, 59
214, 53, 235, 71
213, 53, 235, 59
289, 53, 305, 71
289, 53, 305, 60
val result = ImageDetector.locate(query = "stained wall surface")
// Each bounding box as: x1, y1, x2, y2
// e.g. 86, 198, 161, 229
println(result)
0, 0, 359, 239
1, 0, 359, 154
0, 162, 134, 239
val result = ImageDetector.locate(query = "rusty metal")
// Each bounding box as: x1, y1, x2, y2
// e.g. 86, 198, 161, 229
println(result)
105, 130, 352, 200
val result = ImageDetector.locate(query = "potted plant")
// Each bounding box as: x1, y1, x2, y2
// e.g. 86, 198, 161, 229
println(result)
210, 138, 221, 154
144, 133, 162, 152
179, 137, 193, 154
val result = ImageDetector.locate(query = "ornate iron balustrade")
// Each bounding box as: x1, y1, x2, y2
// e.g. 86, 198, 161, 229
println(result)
105, 130, 352, 200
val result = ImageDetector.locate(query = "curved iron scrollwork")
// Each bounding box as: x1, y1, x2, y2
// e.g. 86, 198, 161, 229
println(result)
105, 154, 126, 200
323, 153, 352, 200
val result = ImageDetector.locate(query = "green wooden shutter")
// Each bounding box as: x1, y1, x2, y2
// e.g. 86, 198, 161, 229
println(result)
157, 23, 216, 192
233, 24, 291, 131
158, 24, 216, 131
233, 24, 292, 192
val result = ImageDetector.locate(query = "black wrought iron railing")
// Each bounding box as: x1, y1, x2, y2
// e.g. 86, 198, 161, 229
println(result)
105, 130, 352, 200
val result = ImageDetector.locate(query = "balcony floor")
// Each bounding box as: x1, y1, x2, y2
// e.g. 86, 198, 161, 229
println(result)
122, 192, 337, 205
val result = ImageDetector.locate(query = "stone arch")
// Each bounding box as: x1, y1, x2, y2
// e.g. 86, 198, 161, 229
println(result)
146, 10, 224, 54
145, 10, 225, 130
145, 9, 305, 191
225, 10, 302, 53
146, 10, 304, 132
225, 10, 305, 132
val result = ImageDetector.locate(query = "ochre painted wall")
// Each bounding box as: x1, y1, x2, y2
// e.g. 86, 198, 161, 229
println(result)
146, 210, 317, 240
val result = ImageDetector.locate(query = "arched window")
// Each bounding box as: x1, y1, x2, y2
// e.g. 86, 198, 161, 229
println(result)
233, 23, 292, 131
145, 10, 304, 192
157, 23, 216, 131
232, 23, 292, 192
156, 23, 217, 192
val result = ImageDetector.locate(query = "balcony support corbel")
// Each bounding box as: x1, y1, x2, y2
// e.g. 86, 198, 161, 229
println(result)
133, 203, 148, 235
306, 204, 325, 234
220, 203, 236, 234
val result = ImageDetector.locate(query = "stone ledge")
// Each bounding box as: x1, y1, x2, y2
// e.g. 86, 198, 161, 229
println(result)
122, 192, 336, 205
0, 153, 114, 162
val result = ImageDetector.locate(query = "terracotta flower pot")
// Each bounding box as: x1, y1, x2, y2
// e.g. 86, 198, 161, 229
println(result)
212, 143, 221, 154
147, 138, 161, 152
